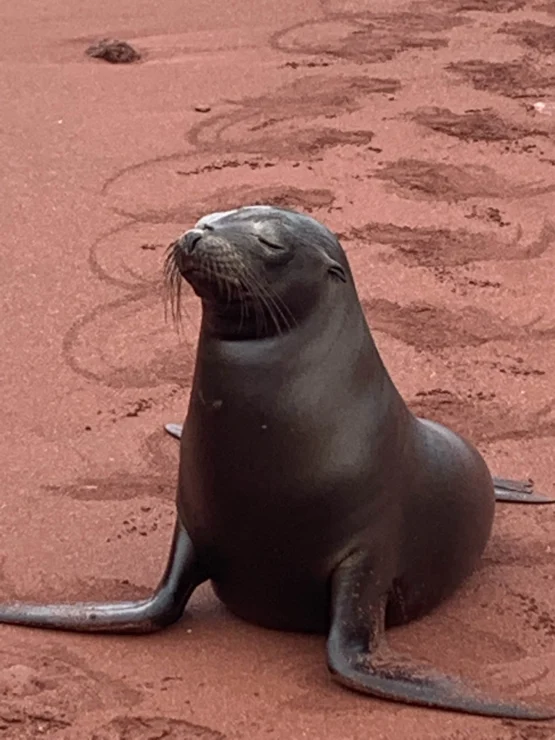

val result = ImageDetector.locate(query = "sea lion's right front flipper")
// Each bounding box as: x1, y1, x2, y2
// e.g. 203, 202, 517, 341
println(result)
165, 423, 183, 440
0, 518, 204, 633
326, 552, 554, 720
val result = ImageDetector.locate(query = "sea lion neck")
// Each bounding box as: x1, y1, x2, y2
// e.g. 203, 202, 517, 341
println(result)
198, 276, 355, 341
195, 289, 373, 378
200, 269, 357, 334
198, 298, 290, 341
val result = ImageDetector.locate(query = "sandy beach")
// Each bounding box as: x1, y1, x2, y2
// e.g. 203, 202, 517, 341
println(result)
1, 0, 554, 737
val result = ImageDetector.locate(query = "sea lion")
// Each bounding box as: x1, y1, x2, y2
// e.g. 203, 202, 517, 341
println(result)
0, 206, 553, 720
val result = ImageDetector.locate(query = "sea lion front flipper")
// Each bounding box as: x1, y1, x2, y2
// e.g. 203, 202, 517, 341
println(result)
0, 518, 203, 633
492, 476, 555, 504
327, 552, 554, 719
165, 423, 183, 440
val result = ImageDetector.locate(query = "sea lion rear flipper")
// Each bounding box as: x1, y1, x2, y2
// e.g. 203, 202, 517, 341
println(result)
0, 519, 203, 633
326, 552, 554, 719
492, 476, 555, 504
165, 423, 183, 440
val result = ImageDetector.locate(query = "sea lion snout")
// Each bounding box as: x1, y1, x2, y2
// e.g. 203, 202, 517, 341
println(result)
173, 226, 238, 277
178, 228, 205, 255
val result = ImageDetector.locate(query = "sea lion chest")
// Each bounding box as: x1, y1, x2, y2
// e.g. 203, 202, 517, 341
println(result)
176, 330, 402, 631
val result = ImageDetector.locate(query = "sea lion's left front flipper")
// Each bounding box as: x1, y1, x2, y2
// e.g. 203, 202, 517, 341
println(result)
492, 476, 555, 504
327, 552, 554, 720
0, 518, 203, 633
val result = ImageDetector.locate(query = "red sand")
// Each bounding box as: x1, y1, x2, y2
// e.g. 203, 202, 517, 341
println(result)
1, 0, 555, 737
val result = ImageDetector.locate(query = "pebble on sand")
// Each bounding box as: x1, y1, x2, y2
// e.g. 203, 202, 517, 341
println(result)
85, 39, 141, 64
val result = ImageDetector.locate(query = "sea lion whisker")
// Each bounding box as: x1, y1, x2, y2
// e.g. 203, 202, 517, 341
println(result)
226, 262, 249, 333
227, 262, 270, 336
245, 276, 284, 336
162, 247, 199, 359
251, 269, 296, 333
249, 278, 267, 337
163, 244, 184, 327
239, 262, 294, 336
205, 256, 220, 299
247, 273, 276, 337
225, 261, 232, 308
237, 269, 270, 336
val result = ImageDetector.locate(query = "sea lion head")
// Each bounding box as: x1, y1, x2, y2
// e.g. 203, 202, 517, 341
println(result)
165, 206, 350, 338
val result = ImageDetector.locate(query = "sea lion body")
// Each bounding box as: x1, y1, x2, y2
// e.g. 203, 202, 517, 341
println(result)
0, 205, 553, 720
178, 305, 494, 633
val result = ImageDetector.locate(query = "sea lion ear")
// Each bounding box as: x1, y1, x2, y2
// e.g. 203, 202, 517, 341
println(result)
328, 263, 347, 282
320, 251, 347, 282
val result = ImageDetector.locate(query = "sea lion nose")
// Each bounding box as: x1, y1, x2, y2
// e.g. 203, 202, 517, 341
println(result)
179, 228, 204, 255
